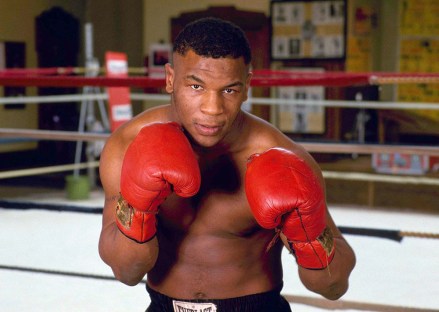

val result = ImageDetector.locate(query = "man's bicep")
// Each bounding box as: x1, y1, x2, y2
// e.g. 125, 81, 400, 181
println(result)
99, 139, 125, 229
100, 138, 123, 186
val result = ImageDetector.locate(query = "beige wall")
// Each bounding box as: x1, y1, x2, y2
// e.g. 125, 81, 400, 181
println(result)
0, 0, 84, 74
0, 0, 84, 152
85, 0, 143, 67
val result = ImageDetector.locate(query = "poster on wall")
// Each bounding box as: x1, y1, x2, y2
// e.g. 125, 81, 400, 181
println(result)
271, 0, 346, 60
398, 0, 439, 122
275, 68, 325, 134
400, 0, 439, 36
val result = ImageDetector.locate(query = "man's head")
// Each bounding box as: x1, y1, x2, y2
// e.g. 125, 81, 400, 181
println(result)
166, 17, 252, 149
173, 17, 251, 65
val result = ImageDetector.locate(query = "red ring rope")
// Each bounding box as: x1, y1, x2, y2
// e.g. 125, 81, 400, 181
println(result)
0, 69, 438, 87
0, 76, 165, 88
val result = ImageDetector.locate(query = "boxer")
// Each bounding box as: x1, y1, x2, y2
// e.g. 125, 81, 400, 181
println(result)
99, 17, 356, 312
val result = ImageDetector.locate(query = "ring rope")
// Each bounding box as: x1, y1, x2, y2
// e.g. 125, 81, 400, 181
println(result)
301, 142, 439, 156
0, 129, 108, 142
247, 97, 439, 110
0, 93, 170, 105
370, 75, 439, 85
399, 231, 439, 240
1, 128, 439, 156
0, 93, 109, 105
1, 93, 438, 111
338, 226, 439, 241
1, 67, 438, 85
0, 76, 166, 88
323, 171, 439, 186
1, 72, 439, 88
0, 161, 99, 179
0, 66, 148, 76
0, 156, 437, 190
0, 264, 125, 282
1, 197, 437, 241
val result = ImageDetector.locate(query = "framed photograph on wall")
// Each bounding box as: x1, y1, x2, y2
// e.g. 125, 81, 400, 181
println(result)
271, 0, 346, 60
275, 68, 326, 134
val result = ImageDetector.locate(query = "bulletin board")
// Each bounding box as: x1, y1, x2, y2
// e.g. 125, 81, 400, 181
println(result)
399, 0, 439, 36
397, 0, 439, 122
270, 0, 347, 60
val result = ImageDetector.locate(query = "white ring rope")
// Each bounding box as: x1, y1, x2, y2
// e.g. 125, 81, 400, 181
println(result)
0, 94, 108, 104
0, 161, 99, 179
1, 129, 439, 155
130, 93, 171, 102
1, 160, 438, 187
300, 142, 439, 156
1, 129, 439, 157
323, 171, 439, 186
1, 92, 439, 111
248, 97, 439, 110
0, 147, 439, 185
0, 128, 108, 142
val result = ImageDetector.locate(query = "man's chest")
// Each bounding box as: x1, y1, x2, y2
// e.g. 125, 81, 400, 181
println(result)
159, 152, 257, 235
160, 187, 255, 236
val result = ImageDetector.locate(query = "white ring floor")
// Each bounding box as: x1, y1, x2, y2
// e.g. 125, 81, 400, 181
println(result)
1, 189, 438, 311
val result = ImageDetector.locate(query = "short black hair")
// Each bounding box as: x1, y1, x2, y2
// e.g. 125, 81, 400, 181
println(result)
173, 17, 252, 65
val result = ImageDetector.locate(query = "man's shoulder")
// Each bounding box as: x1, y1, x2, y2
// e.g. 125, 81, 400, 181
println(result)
113, 105, 170, 137
243, 112, 308, 157
244, 113, 286, 146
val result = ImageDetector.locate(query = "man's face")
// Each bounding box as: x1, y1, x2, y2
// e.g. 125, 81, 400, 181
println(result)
165, 50, 252, 148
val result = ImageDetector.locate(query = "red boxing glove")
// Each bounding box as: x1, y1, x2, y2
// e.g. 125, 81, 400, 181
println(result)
245, 147, 335, 269
116, 122, 201, 243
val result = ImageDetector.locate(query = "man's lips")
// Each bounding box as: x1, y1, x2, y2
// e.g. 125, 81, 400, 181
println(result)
194, 123, 222, 136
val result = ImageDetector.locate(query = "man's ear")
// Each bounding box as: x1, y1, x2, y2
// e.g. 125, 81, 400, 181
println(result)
243, 71, 253, 102
165, 63, 174, 93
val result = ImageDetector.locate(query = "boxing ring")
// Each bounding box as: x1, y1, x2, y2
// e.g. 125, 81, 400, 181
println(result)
0, 68, 439, 311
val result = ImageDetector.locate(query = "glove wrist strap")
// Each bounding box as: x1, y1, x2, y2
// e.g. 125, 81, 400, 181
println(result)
115, 193, 157, 243
288, 226, 336, 269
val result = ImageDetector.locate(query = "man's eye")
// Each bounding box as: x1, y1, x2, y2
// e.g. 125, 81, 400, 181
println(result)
224, 88, 235, 94
191, 85, 202, 90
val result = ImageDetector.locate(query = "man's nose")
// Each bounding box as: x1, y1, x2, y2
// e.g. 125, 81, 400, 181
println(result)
200, 92, 224, 115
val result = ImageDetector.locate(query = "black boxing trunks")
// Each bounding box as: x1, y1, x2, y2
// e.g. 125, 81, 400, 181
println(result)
145, 284, 292, 312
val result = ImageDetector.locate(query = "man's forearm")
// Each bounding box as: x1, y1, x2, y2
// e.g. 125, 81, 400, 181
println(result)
298, 236, 356, 300
99, 224, 159, 286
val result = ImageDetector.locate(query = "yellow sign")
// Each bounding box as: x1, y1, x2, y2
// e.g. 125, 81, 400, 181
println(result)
398, 0, 439, 122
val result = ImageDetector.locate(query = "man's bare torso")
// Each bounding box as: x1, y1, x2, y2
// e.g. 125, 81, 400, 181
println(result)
146, 148, 284, 299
